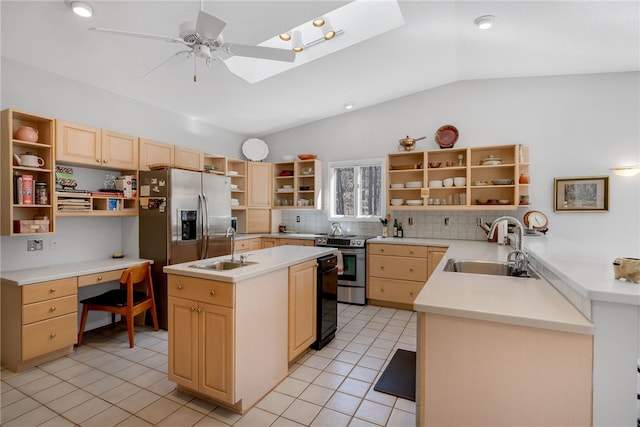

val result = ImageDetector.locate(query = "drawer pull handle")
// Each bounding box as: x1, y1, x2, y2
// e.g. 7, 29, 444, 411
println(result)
50, 288, 56, 293
191, 306, 197, 311
409, 251, 414, 254
380, 265, 384, 270
177, 285, 183, 290
380, 249, 385, 252
381, 288, 384, 293
50, 332, 56, 338
50, 306, 56, 312
409, 268, 413, 272
97, 276, 103, 281
210, 290, 216, 296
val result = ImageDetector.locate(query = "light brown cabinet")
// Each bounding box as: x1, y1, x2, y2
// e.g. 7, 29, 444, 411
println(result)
427, 247, 447, 278
56, 120, 138, 170
174, 146, 204, 171
1, 109, 56, 236
247, 162, 272, 207
387, 144, 530, 210
167, 275, 235, 404
235, 238, 262, 253
273, 160, 322, 209
1, 277, 78, 371
278, 238, 315, 247
288, 259, 317, 362
139, 138, 174, 170
261, 238, 277, 248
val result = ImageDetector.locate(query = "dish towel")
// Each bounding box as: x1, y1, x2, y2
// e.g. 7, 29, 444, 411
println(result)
336, 250, 344, 275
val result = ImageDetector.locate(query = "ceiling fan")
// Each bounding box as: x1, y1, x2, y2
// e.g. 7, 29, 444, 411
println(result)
90, 3, 295, 82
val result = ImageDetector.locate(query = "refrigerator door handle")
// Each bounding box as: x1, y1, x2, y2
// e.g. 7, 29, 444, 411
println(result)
202, 193, 210, 258
198, 193, 205, 259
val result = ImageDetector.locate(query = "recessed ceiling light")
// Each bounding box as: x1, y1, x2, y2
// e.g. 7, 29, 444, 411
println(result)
279, 33, 291, 42
70, 1, 93, 18
313, 18, 325, 27
474, 15, 494, 30
344, 102, 355, 110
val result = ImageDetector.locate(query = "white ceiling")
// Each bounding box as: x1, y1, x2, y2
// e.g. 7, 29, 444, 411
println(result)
2, 1, 639, 136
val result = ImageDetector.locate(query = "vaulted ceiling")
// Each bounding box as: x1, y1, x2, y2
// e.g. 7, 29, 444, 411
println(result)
2, 1, 639, 136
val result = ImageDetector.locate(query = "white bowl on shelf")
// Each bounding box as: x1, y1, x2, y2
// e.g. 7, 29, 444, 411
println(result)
390, 199, 404, 206
390, 183, 405, 189
453, 177, 466, 186
405, 181, 422, 188
443, 178, 454, 187
406, 200, 423, 206
428, 180, 443, 188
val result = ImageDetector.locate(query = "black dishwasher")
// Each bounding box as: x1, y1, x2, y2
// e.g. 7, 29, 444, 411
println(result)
312, 254, 338, 350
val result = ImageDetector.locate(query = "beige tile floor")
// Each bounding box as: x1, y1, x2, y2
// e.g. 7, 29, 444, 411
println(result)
1, 303, 417, 426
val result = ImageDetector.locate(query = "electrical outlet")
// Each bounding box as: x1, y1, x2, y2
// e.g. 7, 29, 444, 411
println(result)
444, 217, 450, 226
50, 238, 58, 251
296, 216, 300, 223
27, 239, 43, 251
476, 217, 483, 226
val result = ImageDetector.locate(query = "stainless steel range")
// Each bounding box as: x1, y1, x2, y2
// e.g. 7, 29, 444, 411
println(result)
315, 235, 368, 305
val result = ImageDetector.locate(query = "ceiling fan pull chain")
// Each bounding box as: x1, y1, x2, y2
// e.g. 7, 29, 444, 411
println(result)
194, 53, 197, 82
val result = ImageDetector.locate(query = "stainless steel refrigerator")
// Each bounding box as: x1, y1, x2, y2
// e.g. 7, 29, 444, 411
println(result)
138, 168, 231, 329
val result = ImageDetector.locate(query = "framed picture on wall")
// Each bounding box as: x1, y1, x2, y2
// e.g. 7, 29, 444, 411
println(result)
553, 176, 609, 212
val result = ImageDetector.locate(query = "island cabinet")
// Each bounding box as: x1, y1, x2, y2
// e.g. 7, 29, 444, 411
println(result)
288, 259, 317, 362
235, 238, 262, 253
367, 243, 429, 310
417, 312, 593, 426
166, 268, 289, 414
56, 120, 138, 170
1, 277, 78, 372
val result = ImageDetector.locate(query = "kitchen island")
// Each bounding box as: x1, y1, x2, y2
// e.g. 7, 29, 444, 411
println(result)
163, 245, 335, 414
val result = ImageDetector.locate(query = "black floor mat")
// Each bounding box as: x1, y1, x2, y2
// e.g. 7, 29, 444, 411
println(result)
374, 349, 416, 401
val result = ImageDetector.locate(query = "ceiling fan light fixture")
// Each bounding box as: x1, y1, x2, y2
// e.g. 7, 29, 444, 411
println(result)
474, 15, 494, 30
279, 32, 291, 41
70, 1, 93, 17
292, 31, 304, 53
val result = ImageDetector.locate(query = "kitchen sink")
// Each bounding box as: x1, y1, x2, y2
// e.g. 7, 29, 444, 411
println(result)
443, 258, 539, 279
190, 260, 258, 271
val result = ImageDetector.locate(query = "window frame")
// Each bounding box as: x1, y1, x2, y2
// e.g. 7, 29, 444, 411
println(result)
327, 158, 386, 222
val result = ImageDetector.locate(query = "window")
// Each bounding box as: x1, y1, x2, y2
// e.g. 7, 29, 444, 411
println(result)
329, 159, 385, 220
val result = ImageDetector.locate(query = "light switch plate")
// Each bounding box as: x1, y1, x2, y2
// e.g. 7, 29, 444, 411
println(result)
27, 239, 43, 251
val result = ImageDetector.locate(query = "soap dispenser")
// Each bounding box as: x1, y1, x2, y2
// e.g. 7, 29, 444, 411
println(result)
496, 220, 508, 245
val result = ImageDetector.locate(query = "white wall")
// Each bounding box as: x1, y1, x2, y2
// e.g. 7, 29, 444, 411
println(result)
264, 72, 640, 257
1, 59, 638, 272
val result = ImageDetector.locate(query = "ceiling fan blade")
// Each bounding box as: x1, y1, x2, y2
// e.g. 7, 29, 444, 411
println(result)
195, 11, 226, 41
223, 43, 296, 63
90, 27, 185, 44
142, 50, 192, 79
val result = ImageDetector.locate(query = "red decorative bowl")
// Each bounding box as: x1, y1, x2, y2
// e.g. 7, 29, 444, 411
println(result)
298, 154, 317, 160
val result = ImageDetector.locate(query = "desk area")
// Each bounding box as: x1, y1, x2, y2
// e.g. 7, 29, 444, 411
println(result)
1, 258, 150, 372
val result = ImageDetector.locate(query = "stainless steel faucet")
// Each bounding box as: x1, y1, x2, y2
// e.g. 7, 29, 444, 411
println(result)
488, 216, 528, 274
225, 226, 236, 262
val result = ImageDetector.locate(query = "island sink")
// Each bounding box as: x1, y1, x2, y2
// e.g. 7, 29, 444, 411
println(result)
190, 260, 258, 271
444, 258, 539, 279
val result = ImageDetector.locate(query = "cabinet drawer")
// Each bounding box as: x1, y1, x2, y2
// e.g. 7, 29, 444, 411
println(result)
167, 275, 234, 308
368, 277, 424, 305
22, 295, 77, 325
368, 244, 428, 258
78, 269, 123, 287
369, 254, 428, 281
22, 313, 77, 360
235, 239, 260, 252
22, 278, 77, 305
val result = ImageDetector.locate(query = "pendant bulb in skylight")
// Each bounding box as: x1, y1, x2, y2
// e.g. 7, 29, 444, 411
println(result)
291, 31, 304, 53
279, 33, 291, 42
321, 17, 336, 40
70, 1, 93, 17
474, 15, 494, 30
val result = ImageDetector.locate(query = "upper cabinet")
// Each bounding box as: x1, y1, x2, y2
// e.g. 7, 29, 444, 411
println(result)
139, 138, 174, 171
273, 160, 322, 210
56, 120, 138, 170
387, 144, 529, 210
247, 162, 272, 208
1, 109, 56, 235
174, 146, 204, 171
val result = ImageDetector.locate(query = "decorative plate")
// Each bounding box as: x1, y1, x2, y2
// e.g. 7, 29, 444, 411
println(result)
242, 138, 269, 161
435, 125, 459, 149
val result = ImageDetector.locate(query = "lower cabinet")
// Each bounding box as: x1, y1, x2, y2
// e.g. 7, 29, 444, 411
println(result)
261, 238, 277, 248
168, 276, 234, 404
279, 238, 315, 247
288, 260, 317, 362
1, 277, 78, 371
367, 243, 448, 309
235, 238, 262, 253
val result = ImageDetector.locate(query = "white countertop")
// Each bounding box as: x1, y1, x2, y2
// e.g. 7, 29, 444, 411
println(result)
0, 258, 152, 286
164, 246, 337, 283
